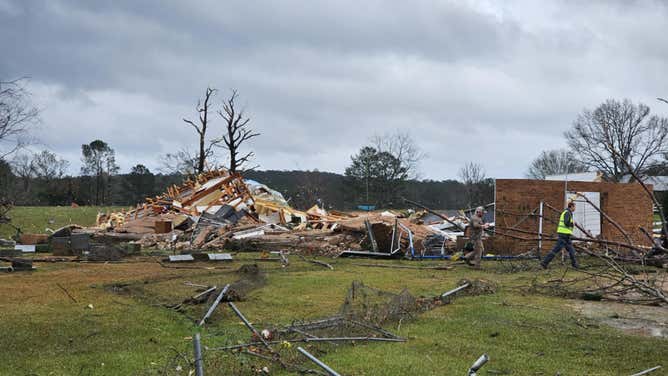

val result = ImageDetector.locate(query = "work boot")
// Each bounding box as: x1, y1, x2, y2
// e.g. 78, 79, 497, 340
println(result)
540, 262, 548, 270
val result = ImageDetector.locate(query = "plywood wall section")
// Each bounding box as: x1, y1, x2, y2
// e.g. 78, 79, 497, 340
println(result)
494, 179, 654, 254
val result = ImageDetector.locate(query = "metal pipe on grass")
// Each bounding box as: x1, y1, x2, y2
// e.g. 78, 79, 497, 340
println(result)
193, 333, 204, 376
297, 346, 341, 376
228, 301, 272, 349
467, 353, 489, 376
630, 366, 662, 376
198, 284, 230, 327
441, 283, 470, 299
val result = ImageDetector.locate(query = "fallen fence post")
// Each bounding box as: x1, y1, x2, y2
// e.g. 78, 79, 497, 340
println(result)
467, 353, 489, 376
193, 333, 204, 376
630, 366, 662, 376
198, 284, 230, 326
228, 301, 272, 349
441, 283, 471, 299
297, 346, 341, 376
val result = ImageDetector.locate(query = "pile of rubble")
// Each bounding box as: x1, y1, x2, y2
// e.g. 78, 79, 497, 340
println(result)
91, 169, 478, 258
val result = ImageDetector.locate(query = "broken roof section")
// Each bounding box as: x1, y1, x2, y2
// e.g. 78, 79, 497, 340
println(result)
97, 169, 358, 233
97, 170, 258, 233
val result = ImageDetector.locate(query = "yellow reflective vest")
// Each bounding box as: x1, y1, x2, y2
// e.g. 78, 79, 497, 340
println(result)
557, 209, 574, 235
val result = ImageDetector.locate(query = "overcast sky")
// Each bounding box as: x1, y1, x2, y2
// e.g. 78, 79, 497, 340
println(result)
2, 0, 667, 180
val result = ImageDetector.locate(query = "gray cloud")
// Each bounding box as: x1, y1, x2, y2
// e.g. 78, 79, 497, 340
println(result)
1, 0, 667, 179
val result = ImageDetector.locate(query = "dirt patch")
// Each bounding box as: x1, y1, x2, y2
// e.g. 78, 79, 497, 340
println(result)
219, 263, 267, 302
570, 300, 668, 338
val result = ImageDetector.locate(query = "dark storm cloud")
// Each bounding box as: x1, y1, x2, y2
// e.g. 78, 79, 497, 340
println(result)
1, 0, 667, 178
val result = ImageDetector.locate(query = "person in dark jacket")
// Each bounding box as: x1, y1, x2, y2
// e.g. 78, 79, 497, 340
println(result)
540, 201, 579, 269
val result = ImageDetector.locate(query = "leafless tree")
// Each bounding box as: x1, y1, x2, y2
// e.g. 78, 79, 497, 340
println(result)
183, 87, 221, 175
458, 162, 487, 207
458, 162, 485, 186
295, 170, 324, 209
372, 132, 425, 179
159, 148, 199, 176
527, 149, 588, 179
565, 99, 668, 181
217, 90, 259, 174
31, 150, 68, 181
0, 78, 39, 159
10, 153, 35, 194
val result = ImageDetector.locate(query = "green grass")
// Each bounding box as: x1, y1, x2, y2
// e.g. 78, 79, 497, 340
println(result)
0, 257, 665, 375
0, 207, 666, 375
0, 206, 128, 239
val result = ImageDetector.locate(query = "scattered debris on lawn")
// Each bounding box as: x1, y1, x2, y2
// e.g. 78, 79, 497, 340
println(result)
467, 354, 490, 376
297, 346, 341, 376
199, 284, 230, 326
68, 168, 496, 261
630, 365, 662, 376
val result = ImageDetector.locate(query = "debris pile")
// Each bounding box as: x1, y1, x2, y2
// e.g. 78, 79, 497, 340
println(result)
91, 169, 480, 258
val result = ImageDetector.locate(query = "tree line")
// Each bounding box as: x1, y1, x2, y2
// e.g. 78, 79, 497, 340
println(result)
1, 77, 666, 211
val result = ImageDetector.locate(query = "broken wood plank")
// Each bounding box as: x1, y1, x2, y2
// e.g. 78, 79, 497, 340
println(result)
193, 286, 217, 300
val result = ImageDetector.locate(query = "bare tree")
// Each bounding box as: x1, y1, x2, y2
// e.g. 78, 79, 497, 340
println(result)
458, 162, 485, 186
159, 149, 199, 176
31, 150, 68, 181
218, 90, 259, 173
0, 78, 39, 159
10, 153, 35, 194
527, 149, 588, 179
183, 87, 221, 174
372, 132, 425, 179
565, 99, 668, 181
458, 162, 487, 207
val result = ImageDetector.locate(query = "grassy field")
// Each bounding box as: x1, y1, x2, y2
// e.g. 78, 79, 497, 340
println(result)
0, 206, 127, 239
0, 207, 666, 375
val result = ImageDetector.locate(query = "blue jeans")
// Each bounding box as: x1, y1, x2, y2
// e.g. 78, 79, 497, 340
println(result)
542, 235, 578, 267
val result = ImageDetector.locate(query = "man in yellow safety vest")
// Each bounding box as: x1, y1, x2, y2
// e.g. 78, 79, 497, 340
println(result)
540, 201, 579, 269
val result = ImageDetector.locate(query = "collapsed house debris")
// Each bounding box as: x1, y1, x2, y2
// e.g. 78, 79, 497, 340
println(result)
86, 169, 492, 260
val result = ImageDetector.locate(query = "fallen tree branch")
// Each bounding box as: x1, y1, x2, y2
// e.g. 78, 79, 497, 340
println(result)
298, 255, 334, 270
56, 283, 78, 303
574, 192, 636, 249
